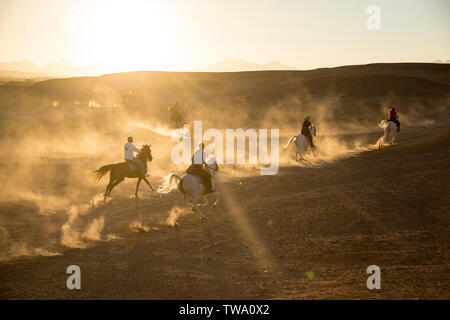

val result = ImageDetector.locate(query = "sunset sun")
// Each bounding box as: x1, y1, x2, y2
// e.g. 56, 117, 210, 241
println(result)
69, 0, 180, 72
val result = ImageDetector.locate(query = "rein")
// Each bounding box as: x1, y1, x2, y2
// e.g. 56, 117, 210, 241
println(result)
136, 148, 151, 169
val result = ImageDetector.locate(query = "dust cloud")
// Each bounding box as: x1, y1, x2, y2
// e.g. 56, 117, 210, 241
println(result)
166, 205, 192, 227
0, 68, 447, 260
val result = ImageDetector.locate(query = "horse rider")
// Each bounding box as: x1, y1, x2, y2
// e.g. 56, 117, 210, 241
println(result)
389, 107, 400, 132
168, 101, 183, 129
301, 116, 315, 147
188, 142, 214, 194
124, 136, 149, 177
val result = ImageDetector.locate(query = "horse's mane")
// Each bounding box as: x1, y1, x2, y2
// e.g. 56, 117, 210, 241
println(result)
136, 145, 151, 160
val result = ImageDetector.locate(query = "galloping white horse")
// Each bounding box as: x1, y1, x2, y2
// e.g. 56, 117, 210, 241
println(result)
377, 120, 399, 149
157, 155, 220, 221
285, 124, 316, 161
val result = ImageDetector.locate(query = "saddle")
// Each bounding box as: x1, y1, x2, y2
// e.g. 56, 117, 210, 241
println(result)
126, 159, 143, 172
388, 119, 400, 127
186, 164, 205, 184
192, 173, 204, 185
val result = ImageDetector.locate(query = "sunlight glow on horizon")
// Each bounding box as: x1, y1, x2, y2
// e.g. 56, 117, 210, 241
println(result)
0, 0, 449, 74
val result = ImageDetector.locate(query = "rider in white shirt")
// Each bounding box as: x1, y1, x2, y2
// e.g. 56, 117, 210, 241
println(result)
192, 144, 209, 166
124, 137, 148, 177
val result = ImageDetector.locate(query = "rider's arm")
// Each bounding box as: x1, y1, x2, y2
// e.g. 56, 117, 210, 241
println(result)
131, 144, 141, 153
202, 152, 209, 165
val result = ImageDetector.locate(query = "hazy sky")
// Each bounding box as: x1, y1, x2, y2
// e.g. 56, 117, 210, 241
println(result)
0, 0, 449, 72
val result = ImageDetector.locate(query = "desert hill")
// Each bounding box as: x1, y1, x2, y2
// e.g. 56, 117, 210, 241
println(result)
0, 63, 449, 133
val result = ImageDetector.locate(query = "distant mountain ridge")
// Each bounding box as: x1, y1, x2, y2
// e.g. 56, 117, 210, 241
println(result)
0, 59, 101, 77
0, 57, 299, 77
195, 57, 298, 72
1, 58, 449, 78
0, 69, 51, 79
433, 59, 450, 64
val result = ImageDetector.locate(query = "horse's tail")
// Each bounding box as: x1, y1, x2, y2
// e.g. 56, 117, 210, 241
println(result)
378, 120, 388, 128
285, 136, 296, 149
157, 173, 181, 194
94, 164, 114, 182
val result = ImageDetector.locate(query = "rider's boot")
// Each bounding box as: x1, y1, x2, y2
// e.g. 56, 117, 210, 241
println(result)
204, 179, 214, 194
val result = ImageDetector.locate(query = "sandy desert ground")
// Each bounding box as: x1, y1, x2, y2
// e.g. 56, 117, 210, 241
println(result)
0, 64, 449, 299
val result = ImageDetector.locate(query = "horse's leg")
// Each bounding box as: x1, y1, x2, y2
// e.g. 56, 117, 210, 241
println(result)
191, 191, 199, 211
311, 145, 317, 157
296, 145, 301, 161
299, 143, 307, 162
200, 193, 210, 208
108, 177, 124, 196
297, 141, 304, 161
184, 190, 193, 206
192, 189, 206, 221
104, 172, 115, 197
104, 182, 111, 197
142, 178, 154, 191
210, 191, 220, 208
135, 178, 142, 197
299, 152, 305, 161
391, 130, 397, 145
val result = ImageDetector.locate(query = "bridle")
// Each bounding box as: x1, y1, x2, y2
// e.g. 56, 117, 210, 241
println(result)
205, 158, 218, 173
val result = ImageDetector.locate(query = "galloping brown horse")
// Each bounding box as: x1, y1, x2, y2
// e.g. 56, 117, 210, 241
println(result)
94, 145, 154, 197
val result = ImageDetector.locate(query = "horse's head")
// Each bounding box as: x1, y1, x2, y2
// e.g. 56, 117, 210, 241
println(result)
205, 154, 219, 175
140, 144, 153, 162
310, 124, 317, 137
